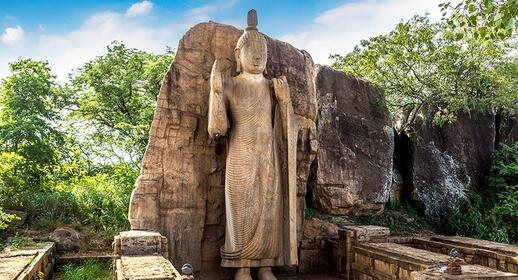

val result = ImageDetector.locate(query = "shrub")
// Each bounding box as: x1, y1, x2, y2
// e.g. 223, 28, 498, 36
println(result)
448, 142, 518, 244
0, 207, 19, 232
23, 163, 137, 233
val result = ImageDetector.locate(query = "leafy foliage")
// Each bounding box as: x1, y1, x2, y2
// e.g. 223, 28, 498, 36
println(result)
0, 59, 65, 200
441, 0, 518, 40
0, 43, 172, 238
24, 163, 137, 232
0, 207, 18, 232
331, 15, 518, 128
449, 142, 518, 243
68, 42, 173, 167
354, 202, 432, 235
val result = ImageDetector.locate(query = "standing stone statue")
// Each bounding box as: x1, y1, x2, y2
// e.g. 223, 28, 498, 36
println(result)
208, 9, 298, 280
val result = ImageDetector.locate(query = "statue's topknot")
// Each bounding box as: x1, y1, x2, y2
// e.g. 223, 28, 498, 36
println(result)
236, 9, 266, 50
247, 9, 258, 31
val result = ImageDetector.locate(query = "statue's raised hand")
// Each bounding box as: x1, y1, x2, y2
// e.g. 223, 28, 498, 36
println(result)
272, 75, 290, 104
210, 59, 224, 95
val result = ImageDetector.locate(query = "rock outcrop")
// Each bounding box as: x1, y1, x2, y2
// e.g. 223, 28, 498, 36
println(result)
49, 227, 83, 252
312, 66, 394, 214
402, 108, 495, 227
129, 22, 317, 273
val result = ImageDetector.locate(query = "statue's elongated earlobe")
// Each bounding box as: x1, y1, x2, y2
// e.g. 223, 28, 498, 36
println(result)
235, 49, 241, 73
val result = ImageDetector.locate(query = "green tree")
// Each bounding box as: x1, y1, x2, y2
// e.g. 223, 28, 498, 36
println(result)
450, 143, 518, 243
0, 59, 65, 195
69, 42, 173, 168
331, 15, 517, 128
441, 0, 518, 40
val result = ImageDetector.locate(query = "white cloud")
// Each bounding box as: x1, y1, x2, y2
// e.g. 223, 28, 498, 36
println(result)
0, 0, 233, 83
186, 4, 218, 22
1, 25, 25, 45
125, 0, 154, 18
281, 0, 446, 65
33, 10, 180, 83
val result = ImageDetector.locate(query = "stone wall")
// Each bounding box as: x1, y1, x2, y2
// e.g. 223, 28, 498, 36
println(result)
0, 243, 55, 280
404, 236, 518, 274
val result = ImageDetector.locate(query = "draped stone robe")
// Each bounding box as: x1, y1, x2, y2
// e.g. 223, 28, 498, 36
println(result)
208, 73, 297, 268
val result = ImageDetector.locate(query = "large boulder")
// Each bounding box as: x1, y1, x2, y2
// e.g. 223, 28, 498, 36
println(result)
312, 66, 394, 214
128, 22, 317, 273
49, 227, 83, 252
402, 107, 495, 227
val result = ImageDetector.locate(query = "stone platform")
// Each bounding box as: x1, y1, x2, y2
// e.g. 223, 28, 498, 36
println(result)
404, 236, 518, 273
278, 274, 342, 280
352, 242, 518, 280
0, 242, 55, 280
114, 255, 181, 280
413, 265, 518, 279
337, 226, 518, 280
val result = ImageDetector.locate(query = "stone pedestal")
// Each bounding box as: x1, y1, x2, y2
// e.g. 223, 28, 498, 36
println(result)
338, 226, 390, 279
113, 231, 180, 280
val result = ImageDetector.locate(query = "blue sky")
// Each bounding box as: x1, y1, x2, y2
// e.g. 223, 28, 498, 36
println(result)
0, 0, 444, 83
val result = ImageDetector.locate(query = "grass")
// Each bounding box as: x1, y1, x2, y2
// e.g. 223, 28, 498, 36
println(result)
8, 234, 36, 250
353, 201, 433, 235
55, 261, 111, 280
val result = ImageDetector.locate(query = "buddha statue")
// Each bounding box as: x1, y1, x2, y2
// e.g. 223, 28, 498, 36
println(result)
208, 9, 298, 280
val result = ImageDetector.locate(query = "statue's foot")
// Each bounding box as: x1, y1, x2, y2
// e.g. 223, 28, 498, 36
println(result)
258, 267, 277, 280
234, 268, 252, 280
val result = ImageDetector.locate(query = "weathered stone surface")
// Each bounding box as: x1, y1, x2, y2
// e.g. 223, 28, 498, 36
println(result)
0, 242, 55, 280
413, 265, 518, 279
114, 230, 168, 258
49, 227, 83, 252
389, 166, 403, 204
402, 107, 495, 227
313, 65, 394, 214
116, 256, 182, 280
299, 218, 339, 274
497, 113, 518, 145
129, 21, 317, 272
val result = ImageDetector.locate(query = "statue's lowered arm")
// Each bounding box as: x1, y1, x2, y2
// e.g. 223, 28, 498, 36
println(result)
273, 75, 298, 266
208, 59, 229, 140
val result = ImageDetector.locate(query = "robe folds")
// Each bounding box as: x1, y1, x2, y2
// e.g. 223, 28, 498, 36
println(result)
208, 73, 297, 268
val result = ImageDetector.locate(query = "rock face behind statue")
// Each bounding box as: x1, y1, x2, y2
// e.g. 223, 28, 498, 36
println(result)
400, 107, 495, 227
128, 22, 317, 273
312, 66, 394, 214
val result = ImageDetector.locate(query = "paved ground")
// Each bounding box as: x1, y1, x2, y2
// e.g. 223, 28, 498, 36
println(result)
196, 273, 341, 280
278, 274, 341, 280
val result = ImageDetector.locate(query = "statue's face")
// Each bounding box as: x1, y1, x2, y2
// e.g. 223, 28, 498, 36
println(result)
239, 40, 267, 75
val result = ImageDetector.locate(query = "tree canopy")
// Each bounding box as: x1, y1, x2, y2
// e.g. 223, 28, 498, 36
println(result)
68, 42, 173, 167
331, 15, 518, 128
0, 59, 65, 188
441, 0, 518, 40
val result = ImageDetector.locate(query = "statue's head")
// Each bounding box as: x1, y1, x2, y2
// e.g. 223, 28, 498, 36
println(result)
235, 10, 267, 75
